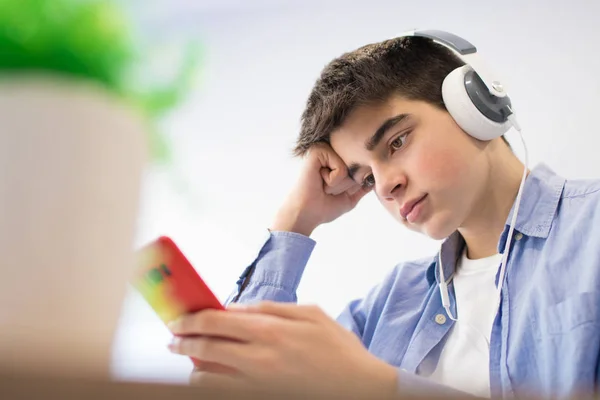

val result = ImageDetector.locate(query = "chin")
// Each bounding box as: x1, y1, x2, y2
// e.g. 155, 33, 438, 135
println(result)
423, 227, 452, 241
413, 214, 458, 241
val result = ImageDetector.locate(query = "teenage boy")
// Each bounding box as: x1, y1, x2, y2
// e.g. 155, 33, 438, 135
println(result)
168, 33, 600, 399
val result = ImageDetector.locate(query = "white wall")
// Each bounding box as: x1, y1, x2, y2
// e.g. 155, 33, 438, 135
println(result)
112, 0, 600, 383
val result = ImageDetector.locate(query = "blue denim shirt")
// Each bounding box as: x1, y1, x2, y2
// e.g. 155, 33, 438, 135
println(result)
228, 164, 600, 399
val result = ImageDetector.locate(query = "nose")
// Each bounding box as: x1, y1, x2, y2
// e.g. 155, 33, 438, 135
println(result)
373, 163, 406, 201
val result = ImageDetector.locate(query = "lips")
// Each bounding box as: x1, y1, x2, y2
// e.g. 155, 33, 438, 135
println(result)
399, 194, 427, 220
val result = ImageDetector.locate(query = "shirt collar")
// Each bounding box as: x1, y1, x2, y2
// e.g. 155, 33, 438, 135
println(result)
496, 163, 565, 250
426, 163, 566, 286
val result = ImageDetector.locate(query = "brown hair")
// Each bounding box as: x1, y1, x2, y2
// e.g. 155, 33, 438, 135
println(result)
294, 36, 509, 156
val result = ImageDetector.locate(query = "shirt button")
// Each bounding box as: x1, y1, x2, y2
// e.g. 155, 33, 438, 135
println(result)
514, 232, 523, 241
435, 314, 447, 325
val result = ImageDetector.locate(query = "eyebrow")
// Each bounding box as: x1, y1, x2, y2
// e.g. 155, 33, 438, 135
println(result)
347, 113, 410, 182
364, 113, 410, 151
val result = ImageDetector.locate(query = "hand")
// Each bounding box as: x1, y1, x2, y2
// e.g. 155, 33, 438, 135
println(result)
167, 302, 398, 399
271, 143, 371, 236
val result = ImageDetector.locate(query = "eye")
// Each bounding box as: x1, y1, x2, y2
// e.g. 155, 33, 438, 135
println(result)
362, 174, 375, 189
390, 133, 409, 151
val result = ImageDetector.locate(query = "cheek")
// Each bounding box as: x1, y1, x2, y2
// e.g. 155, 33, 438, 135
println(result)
408, 141, 477, 235
411, 141, 471, 190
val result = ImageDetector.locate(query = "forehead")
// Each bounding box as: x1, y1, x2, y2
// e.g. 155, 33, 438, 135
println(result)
329, 97, 421, 155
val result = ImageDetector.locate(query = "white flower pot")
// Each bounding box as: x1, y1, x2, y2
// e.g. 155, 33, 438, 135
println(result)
0, 74, 148, 379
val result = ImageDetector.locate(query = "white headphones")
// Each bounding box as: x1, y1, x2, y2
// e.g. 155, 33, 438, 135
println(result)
401, 29, 519, 140
399, 30, 528, 332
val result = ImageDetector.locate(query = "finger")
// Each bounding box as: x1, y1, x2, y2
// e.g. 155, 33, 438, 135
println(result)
192, 359, 238, 375
320, 164, 350, 190
190, 370, 250, 391
346, 183, 362, 196
228, 301, 326, 322
323, 174, 357, 196
169, 309, 253, 341
169, 336, 249, 370
349, 186, 372, 207
313, 147, 349, 187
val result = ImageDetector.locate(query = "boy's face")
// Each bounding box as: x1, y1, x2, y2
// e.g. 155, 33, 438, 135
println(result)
329, 96, 491, 240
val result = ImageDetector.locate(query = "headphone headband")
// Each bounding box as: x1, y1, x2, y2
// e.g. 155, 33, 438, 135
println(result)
410, 30, 477, 55
401, 29, 507, 98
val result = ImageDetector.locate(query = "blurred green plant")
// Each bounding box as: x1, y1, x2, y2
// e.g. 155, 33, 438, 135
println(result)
0, 0, 200, 163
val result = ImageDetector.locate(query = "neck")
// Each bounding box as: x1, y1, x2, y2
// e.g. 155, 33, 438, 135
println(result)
458, 141, 527, 260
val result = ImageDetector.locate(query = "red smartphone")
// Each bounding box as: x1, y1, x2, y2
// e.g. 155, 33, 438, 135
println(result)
132, 236, 225, 366
133, 236, 225, 323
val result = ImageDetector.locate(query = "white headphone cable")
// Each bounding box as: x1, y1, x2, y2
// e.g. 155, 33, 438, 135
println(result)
438, 110, 528, 349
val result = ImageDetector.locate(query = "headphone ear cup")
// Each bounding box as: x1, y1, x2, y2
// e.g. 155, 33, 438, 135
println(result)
442, 65, 511, 141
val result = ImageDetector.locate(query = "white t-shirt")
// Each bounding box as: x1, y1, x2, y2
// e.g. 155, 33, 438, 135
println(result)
424, 249, 502, 398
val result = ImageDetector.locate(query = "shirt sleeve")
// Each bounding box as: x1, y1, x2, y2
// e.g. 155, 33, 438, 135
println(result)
226, 231, 471, 398
225, 230, 316, 305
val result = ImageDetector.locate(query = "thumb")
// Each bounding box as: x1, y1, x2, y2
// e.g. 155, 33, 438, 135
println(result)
323, 163, 347, 187
322, 168, 356, 195
320, 152, 356, 195
311, 147, 346, 186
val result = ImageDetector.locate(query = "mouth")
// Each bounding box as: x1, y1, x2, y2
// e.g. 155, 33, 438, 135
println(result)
399, 194, 428, 223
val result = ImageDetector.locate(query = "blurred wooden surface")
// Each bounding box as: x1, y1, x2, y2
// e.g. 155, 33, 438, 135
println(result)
0, 369, 402, 400
0, 370, 275, 400
4, 369, 592, 400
